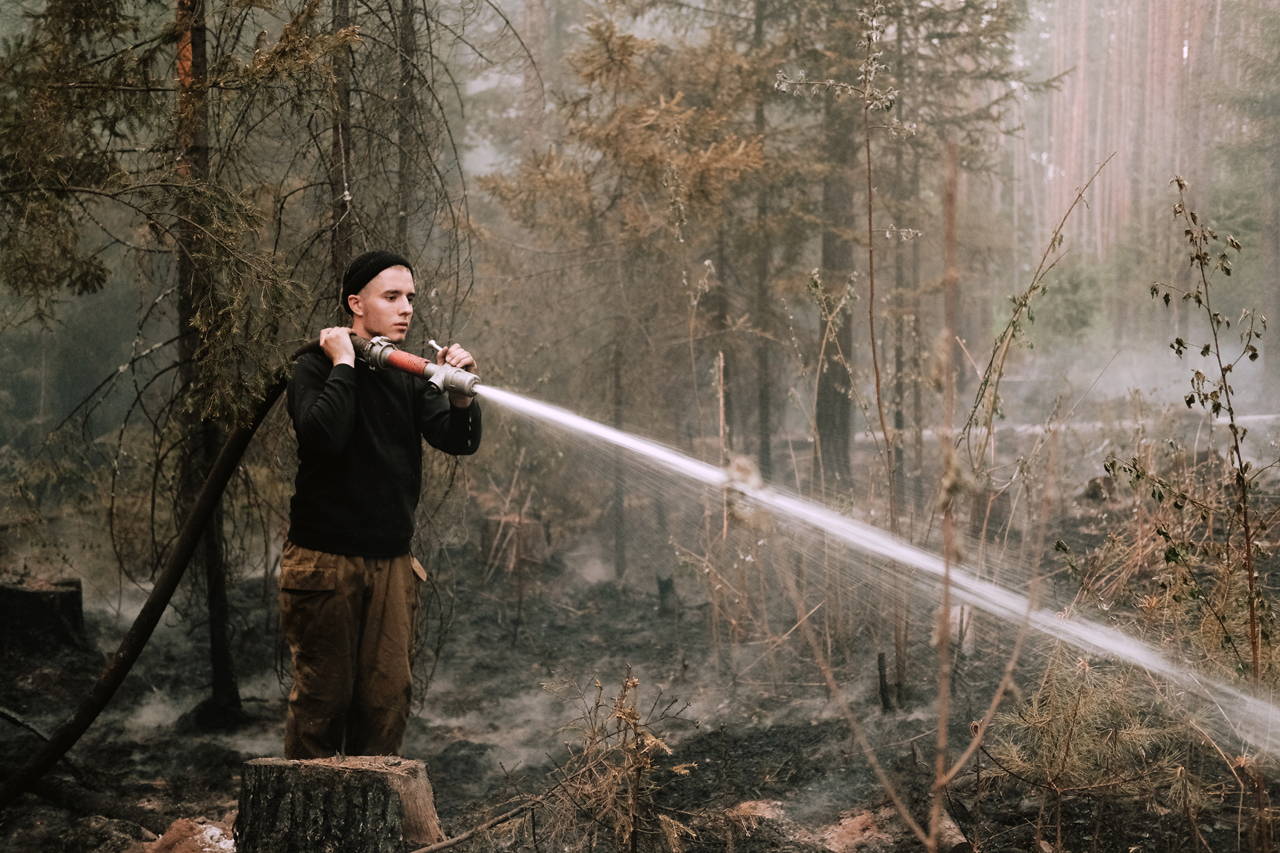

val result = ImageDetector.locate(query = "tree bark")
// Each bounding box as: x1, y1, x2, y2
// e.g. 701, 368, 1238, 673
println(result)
332, 0, 353, 312
711, 227, 735, 456
612, 315, 627, 580
235, 757, 444, 853
815, 101, 856, 487
752, 0, 773, 483
176, 0, 242, 728
396, 0, 417, 251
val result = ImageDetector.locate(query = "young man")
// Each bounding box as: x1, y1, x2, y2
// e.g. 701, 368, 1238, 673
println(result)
280, 250, 481, 759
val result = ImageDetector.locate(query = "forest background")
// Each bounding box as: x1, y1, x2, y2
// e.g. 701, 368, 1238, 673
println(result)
5, 0, 1280, 845
7, 0, 1279, 549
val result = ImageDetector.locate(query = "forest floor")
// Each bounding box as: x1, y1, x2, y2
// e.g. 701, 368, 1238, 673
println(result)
0, 444, 1274, 851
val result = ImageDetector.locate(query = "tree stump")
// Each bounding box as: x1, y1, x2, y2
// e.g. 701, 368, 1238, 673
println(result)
0, 578, 88, 655
235, 756, 444, 853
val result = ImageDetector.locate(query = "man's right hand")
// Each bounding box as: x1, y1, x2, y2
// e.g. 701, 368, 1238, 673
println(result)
319, 327, 356, 367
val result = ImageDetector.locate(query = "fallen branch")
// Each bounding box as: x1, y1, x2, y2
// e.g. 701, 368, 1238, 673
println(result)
0, 706, 84, 781
409, 799, 542, 853
0, 371, 289, 810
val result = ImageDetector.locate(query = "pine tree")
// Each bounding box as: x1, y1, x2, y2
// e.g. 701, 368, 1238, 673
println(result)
481, 15, 763, 574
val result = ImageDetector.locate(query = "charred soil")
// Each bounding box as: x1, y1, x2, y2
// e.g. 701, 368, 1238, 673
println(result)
0, 509, 1274, 852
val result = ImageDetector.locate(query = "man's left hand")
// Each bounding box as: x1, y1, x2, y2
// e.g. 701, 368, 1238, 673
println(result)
437, 343, 477, 408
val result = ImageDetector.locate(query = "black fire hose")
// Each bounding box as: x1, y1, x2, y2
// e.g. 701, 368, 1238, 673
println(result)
0, 334, 476, 812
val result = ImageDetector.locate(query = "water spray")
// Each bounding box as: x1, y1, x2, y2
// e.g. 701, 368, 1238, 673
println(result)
478, 385, 1280, 758
349, 334, 480, 397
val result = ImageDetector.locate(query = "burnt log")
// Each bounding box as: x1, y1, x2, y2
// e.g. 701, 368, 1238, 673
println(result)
235, 756, 444, 853
0, 579, 88, 655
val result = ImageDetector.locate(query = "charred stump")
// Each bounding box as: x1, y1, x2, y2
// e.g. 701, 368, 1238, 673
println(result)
235, 756, 444, 853
0, 579, 88, 656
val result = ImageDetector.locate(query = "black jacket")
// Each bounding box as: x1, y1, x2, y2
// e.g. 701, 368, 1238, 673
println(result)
286, 352, 482, 557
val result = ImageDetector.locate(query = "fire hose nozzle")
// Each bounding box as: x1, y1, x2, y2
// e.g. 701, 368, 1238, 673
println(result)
350, 334, 480, 397
423, 361, 481, 397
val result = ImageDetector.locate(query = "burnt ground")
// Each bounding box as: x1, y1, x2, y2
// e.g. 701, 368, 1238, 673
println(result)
0, 494, 1275, 853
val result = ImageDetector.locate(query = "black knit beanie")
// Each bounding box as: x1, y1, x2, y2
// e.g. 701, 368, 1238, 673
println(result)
341, 250, 413, 314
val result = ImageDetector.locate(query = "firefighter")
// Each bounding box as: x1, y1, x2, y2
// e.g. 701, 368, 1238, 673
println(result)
280, 250, 481, 758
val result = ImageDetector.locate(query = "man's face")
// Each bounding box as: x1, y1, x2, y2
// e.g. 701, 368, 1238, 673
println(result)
350, 266, 415, 343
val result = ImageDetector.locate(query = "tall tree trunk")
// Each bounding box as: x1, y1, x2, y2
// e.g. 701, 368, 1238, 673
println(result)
1264, 180, 1280, 386
1049, 0, 1068, 223
176, 0, 242, 727
1069, 0, 1088, 248
712, 227, 735, 455
520, 0, 549, 152
753, 0, 773, 483
332, 0, 353, 309
612, 314, 627, 580
754, 175, 772, 482
815, 103, 856, 487
910, 227, 922, 483
395, 0, 417, 252
890, 16, 908, 508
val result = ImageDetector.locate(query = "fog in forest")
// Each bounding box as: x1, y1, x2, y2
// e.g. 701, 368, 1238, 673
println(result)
4, 1, 1280, 851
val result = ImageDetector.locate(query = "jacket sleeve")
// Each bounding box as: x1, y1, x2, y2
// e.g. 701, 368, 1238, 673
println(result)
417, 385, 482, 456
288, 355, 358, 455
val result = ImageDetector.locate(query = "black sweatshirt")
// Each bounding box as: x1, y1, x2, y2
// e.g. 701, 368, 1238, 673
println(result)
286, 352, 482, 557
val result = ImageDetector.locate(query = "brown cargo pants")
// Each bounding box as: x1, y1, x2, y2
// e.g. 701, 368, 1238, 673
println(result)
278, 541, 426, 759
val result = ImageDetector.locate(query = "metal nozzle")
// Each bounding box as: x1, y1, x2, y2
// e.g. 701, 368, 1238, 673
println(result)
423, 339, 479, 396
423, 362, 480, 397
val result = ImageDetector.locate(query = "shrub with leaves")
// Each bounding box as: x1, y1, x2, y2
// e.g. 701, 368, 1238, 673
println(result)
1106, 177, 1276, 685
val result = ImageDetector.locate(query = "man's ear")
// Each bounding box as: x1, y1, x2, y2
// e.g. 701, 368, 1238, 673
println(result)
347, 293, 364, 316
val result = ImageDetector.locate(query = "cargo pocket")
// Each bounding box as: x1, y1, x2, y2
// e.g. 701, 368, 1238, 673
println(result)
279, 541, 338, 592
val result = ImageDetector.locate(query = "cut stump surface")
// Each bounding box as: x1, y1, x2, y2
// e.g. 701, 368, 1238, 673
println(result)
235, 756, 444, 853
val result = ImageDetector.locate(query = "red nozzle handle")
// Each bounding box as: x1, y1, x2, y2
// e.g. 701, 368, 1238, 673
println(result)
349, 334, 479, 397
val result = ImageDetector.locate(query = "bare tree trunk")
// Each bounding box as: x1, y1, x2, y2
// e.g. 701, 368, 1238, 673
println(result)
395, 0, 417, 252
815, 102, 856, 487
891, 16, 909, 507
612, 315, 627, 580
1068, 0, 1088, 248
753, 0, 773, 483
520, 0, 549, 152
1264, 183, 1280, 385
754, 181, 773, 482
910, 236, 922, 484
332, 0, 353, 310
712, 227, 735, 454
176, 0, 242, 728
1049, 0, 1068, 223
